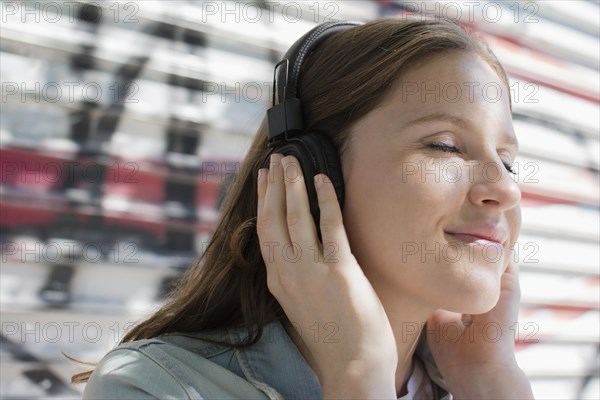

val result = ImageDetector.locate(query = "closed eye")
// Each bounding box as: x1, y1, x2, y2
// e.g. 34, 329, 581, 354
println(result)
428, 142, 460, 153
429, 142, 518, 175
503, 161, 517, 175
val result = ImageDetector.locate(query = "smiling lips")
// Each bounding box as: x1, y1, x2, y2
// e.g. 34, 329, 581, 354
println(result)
445, 225, 508, 245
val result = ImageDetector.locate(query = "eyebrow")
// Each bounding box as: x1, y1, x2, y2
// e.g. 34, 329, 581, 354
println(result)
401, 112, 520, 148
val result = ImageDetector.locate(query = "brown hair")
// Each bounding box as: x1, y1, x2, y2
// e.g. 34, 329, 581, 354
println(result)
72, 16, 511, 383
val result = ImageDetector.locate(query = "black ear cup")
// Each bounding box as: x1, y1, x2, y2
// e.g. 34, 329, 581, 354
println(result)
263, 21, 361, 243
263, 132, 344, 243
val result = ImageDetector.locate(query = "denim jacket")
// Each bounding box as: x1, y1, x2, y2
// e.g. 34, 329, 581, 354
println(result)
83, 319, 451, 399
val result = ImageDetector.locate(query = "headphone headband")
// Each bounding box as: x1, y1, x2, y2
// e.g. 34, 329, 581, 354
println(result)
267, 21, 363, 144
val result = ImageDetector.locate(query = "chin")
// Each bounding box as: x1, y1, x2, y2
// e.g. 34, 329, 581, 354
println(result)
442, 289, 501, 315
462, 290, 501, 314
438, 262, 503, 314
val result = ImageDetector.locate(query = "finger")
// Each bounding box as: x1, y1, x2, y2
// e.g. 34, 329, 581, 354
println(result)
258, 153, 292, 264
499, 258, 522, 314
257, 167, 268, 216
505, 256, 520, 276
314, 173, 352, 264
256, 165, 270, 269
501, 257, 521, 295
281, 155, 319, 249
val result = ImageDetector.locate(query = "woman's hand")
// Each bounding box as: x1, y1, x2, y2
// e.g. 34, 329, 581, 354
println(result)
256, 154, 397, 399
426, 259, 534, 399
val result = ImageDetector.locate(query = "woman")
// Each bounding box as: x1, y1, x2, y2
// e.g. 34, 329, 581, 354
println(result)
79, 17, 534, 399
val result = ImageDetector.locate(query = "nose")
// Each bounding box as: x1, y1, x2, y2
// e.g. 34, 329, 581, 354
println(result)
467, 159, 522, 211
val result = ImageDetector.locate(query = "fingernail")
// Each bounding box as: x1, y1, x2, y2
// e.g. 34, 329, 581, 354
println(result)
270, 153, 281, 167
314, 174, 322, 189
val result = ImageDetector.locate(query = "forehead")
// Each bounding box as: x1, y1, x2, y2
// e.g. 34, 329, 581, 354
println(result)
390, 51, 509, 106
379, 51, 514, 132
343, 51, 518, 152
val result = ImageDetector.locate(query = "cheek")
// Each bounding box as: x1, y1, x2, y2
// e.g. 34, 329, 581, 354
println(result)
390, 160, 466, 210
341, 152, 473, 249
441, 162, 462, 182
343, 161, 462, 248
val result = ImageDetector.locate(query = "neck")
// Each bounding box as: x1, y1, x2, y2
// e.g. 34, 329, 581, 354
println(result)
380, 290, 431, 397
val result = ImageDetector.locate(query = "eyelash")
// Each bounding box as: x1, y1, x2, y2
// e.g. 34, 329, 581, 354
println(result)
428, 142, 459, 153
427, 142, 517, 175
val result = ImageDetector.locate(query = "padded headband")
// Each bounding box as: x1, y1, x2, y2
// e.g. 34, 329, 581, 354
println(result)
277, 20, 363, 102
267, 21, 363, 144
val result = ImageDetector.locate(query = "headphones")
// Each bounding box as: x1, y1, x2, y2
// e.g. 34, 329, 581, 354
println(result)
262, 21, 363, 242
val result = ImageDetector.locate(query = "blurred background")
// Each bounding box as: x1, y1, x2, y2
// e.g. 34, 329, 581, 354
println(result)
0, 1, 598, 399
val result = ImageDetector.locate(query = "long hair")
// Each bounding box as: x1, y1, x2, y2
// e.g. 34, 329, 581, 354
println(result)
72, 17, 511, 383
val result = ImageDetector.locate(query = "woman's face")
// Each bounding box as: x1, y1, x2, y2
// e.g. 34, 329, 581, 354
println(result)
341, 51, 521, 314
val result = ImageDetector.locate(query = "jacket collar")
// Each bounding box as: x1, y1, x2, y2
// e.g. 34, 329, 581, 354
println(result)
227, 320, 322, 399
162, 319, 451, 400
161, 320, 322, 399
